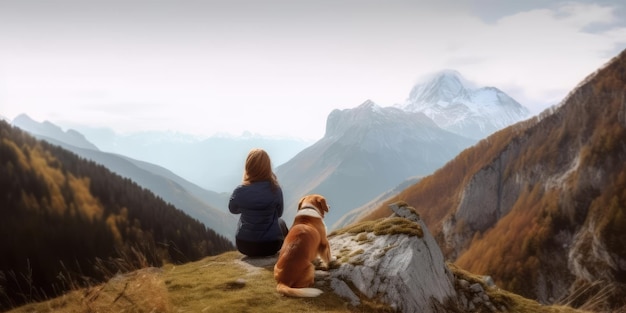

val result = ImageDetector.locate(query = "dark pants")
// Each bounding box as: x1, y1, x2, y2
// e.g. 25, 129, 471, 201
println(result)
236, 219, 289, 257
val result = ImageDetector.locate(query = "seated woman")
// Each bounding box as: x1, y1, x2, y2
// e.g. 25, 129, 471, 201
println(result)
228, 148, 288, 257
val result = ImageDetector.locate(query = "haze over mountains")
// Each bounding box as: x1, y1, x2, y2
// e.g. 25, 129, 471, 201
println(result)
10, 69, 531, 234
61, 125, 314, 192
276, 71, 531, 227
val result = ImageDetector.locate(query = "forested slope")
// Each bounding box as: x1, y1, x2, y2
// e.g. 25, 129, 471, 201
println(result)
0, 121, 234, 310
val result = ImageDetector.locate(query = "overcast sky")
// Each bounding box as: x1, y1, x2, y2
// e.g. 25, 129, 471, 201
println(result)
1, 0, 625, 140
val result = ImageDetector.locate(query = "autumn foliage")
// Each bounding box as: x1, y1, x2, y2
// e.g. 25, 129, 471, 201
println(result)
357, 48, 626, 307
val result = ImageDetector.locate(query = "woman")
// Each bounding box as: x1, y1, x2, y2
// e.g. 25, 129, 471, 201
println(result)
229, 148, 288, 257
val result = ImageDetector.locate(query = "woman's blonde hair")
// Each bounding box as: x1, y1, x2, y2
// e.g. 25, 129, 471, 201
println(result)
243, 148, 279, 190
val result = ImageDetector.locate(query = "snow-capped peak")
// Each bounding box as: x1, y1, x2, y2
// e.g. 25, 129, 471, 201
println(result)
404, 70, 477, 110
396, 70, 531, 140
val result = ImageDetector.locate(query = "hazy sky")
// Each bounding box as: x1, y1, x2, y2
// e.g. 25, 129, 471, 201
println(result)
1, 0, 625, 140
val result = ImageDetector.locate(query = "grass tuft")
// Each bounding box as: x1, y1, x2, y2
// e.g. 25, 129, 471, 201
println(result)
330, 217, 423, 238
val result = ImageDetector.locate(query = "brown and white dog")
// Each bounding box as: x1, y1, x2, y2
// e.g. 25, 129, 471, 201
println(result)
274, 194, 331, 297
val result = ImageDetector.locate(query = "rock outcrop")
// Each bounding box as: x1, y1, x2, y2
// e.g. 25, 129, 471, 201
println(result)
325, 203, 459, 312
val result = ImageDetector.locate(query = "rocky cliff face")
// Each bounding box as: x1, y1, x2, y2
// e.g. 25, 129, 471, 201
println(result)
444, 56, 626, 303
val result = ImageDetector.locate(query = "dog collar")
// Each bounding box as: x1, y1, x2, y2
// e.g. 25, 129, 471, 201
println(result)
297, 206, 323, 218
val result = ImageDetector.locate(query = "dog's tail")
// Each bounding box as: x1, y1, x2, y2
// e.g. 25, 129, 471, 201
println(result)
276, 283, 323, 297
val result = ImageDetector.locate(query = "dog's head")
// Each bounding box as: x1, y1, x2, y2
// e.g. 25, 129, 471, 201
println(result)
297, 194, 330, 218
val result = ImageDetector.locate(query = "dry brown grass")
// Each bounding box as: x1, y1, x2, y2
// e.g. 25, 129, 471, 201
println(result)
8, 267, 171, 313
7, 251, 354, 313
329, 216, 423, 238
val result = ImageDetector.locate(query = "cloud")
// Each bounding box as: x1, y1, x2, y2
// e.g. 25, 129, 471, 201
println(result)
1, 1, 625, 138
437, 2, 626, 113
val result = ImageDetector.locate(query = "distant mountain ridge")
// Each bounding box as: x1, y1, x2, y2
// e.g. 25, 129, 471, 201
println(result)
68, 124, 314, 192
396, 70, 531, 139
277, 100, 476, 228
13, 114, 99, 150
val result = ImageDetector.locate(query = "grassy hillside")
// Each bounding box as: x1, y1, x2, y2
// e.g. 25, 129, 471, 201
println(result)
7, 251, 590, 313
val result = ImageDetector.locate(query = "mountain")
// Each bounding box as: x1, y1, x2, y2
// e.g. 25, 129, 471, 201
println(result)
396, 70, 531, 139
11, 115, 236, 240
13, 113, 99, 150
276, 100, 476, 228
358, 49, 626, 311
0, 120, 234, 310
67, 125, 314, 192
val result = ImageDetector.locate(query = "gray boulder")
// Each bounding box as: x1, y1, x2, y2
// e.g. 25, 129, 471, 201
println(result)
326, 203, 459, 312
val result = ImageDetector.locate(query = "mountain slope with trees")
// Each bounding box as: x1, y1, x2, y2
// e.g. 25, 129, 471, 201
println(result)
11, 114, 237, 240
357, 49, 626, 311
0, 121, 234, 310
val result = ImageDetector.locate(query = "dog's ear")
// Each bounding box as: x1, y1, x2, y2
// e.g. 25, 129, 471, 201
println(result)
316, 196, 329, 215
298, 196, 305, 210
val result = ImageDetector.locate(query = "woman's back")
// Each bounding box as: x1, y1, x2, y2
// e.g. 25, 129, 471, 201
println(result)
228, 148, 288, 257
229, 181, 284, 242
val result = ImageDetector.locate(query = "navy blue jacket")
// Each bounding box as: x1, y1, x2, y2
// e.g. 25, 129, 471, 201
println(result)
228, 181, 284, 242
